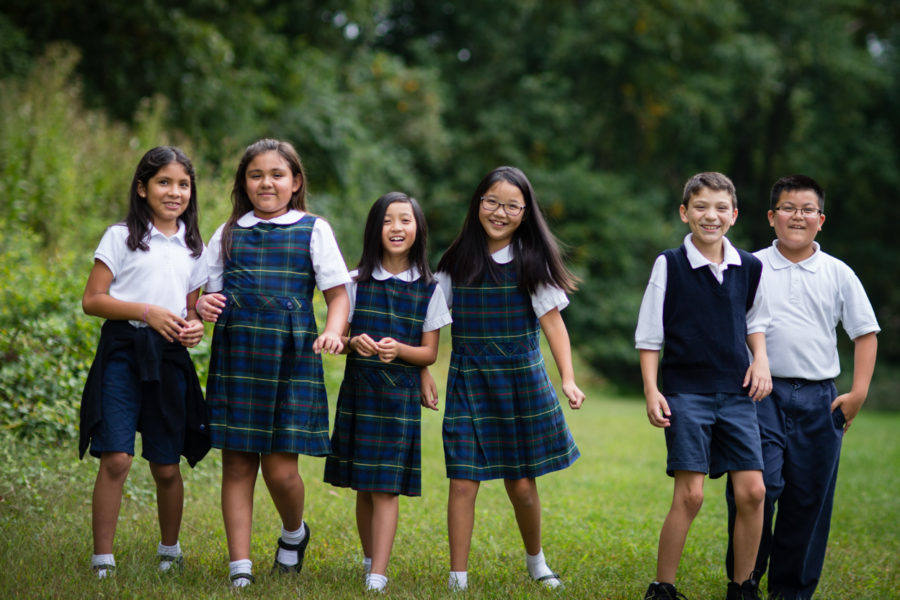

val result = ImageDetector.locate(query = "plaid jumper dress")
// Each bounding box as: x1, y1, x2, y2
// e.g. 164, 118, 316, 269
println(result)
207, 215, 331, 455
443, 262, 579, 480
324, 276, 435, 495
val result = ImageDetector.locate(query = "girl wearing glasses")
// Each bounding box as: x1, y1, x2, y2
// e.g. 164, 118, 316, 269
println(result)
430, 165, 585, 590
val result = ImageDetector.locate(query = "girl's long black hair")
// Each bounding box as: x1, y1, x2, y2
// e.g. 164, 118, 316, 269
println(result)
125, 146, 203, 257
356, 192, 433, 284
437, 166, 578, 294
220, 138, 307, 260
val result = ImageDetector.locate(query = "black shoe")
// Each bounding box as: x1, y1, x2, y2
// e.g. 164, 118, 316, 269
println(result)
645, 581, 689, 599
272, 521, 311, 574
726, 578, 761, 600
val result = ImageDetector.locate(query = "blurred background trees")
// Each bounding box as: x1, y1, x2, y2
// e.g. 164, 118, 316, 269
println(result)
2, 0, 898, 439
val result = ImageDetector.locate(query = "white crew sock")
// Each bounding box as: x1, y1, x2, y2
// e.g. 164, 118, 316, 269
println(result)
366, 572, 388, 591
91, 554, 115, 578
527, 549, 561, 588
277, 521, 306, 566
449, 570, 468, 590
157, 541, 182, 571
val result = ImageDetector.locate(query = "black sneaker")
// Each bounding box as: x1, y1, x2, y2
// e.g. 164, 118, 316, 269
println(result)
272, 521, 311, 574
645, 581, 689, 599
726, 578, 761, 600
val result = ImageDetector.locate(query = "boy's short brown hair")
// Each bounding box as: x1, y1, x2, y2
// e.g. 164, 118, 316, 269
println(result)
682, 172, 737, 208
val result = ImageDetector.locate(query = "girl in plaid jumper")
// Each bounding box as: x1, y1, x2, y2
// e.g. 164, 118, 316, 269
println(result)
432, 166, 585, 590
197, 139, 351, 586
324, 192, 451, 592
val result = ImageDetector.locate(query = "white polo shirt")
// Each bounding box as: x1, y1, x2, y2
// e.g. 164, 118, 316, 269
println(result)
94, 221, 208, 327
635, 234, 771, 350
205, 209, 351, 293
346, 265, 452, 332
755, 240, 880, 380
435, 244, 569, 318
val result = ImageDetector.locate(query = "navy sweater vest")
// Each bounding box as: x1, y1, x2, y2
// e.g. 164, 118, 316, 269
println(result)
660, 245, 762, 394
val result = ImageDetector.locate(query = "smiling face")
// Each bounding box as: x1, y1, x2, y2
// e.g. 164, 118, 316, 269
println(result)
244, 150, 302, 219
680, 187, 737, 261
137, 161, 192, 235
768, 189, 825, 262
381, 200, 417, 269
478, 180, 526, 253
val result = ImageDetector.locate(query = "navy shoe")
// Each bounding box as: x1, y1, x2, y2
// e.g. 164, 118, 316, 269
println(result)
272, 521, 311, 574
645, 581, 689, 599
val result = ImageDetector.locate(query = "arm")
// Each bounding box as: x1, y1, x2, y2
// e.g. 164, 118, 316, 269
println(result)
176, 287, 205, 348
743, 331, 772, 401
539, 308, 584, 409
196, 292, 227, 322
640, 349, 671, 427
832, 331, 877, 431
313, 285, 350, 354
374, 329, 440, 367
82, 259, 188, 342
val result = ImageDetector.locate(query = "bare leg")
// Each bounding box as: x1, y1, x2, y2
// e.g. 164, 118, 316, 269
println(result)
221, 450, 260, 560
369, 492, 399, 576
656, 471, 705, 583
356, 492, 373, 559
92, 452, 133, 554
149, 462, 183, 546
260, 452, 304, 530
504, 477, 542, 555
730, 469, 766, 582
448, 478, 480, 572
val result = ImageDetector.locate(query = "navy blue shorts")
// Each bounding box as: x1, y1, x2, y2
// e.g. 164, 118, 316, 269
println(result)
90, 349, 186, 465
663, 392, 763, 478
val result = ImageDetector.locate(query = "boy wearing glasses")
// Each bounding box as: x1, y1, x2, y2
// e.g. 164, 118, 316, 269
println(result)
725, 175, 879, 600
636, 172, 772, 600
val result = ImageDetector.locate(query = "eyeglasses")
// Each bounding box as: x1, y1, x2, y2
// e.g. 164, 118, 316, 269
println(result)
773, 204, 822, 217
481, 196, 525, 216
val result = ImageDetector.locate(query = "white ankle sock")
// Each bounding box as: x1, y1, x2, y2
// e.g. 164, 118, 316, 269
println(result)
278, 521, 306, 566
158, 541, 182, 557
229, 559, 253, 587
91, 553, 115, 578
366, 572, 388, 591
449, 570, 468, 590
526, 549, 561, 587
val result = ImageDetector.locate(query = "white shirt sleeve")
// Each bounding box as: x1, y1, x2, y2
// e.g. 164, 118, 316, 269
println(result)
434, 271, 453, 309
311, 218, 351, 291
635, 255, 667, 350
423, 282, 452, 332
204, 224, 226, 293
188, 246, 209, 293
93, 225, 127, 277
745, 268, 771, 335
531, 283, 569, 318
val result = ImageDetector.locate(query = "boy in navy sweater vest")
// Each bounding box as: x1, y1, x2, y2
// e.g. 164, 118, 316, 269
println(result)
636, 172, 772, 600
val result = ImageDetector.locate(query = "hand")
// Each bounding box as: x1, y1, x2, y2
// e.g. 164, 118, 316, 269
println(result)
177, 319, 204, 348
832, 391, 865, 432
743, 358, 772, 401
350, 333, 378, 357
196, 293, 227, 323
646, 389, 671, 428
420, 368, 438, 410
562, 380, 585, 409
144, 305, 190, 343
375, 337, 399, 363
313, 331, 344, 355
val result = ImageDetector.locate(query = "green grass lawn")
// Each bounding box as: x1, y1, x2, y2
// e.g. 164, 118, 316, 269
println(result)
2, 348, 898, 599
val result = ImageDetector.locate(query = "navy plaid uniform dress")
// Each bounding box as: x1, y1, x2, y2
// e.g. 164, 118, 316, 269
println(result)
207, 215, 331, 455
324, 276, 435, 495
443, 261, 579, 480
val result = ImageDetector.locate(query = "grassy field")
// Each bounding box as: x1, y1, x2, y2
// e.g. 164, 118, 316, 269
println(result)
1, 347, 898, 599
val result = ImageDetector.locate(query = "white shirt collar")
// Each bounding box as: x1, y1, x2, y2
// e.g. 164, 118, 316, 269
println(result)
149, 219, 187, 244
236, 209, 305, 228
372, 263, 421, 282
492, 244, 514, 264
684, 233, 741, 269
767, 239, 821, 271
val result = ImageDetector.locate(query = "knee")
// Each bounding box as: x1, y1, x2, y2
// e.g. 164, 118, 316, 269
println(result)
734, 479, 766, 511
100, 452, 133, 482
223, 452, 259, 481
675, 487, 704, 517
505, 478, 538, 508
151, 463, 182, 489
449, 479, 479, 502
261, 465, 301, 494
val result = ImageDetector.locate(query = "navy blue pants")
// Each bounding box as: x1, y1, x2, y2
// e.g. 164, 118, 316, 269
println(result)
726, 378, 844, 600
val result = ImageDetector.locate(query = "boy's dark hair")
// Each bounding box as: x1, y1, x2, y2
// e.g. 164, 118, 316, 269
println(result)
356, 192, 433, 285
126, 146, 203, 257
437, 165, 579, 295
769, 174, 825, 210
221, 138, 308, 260
682, 172, 737, 208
